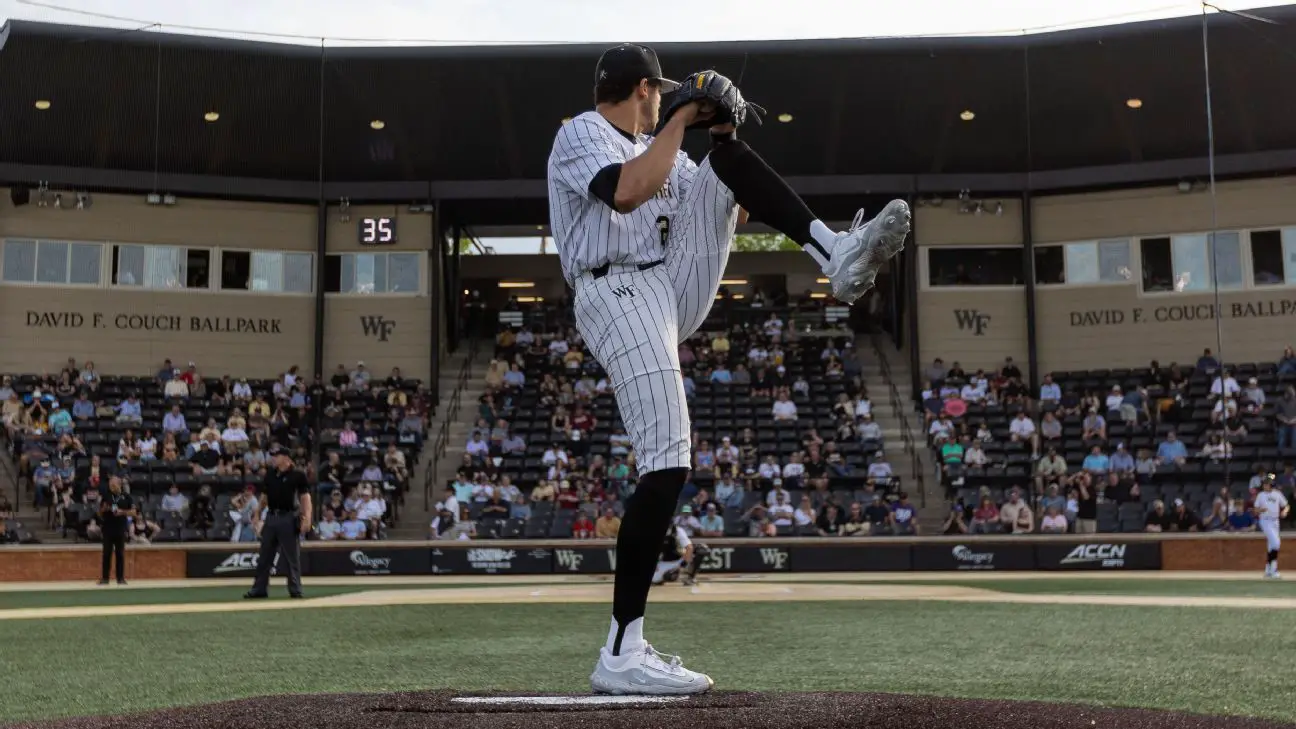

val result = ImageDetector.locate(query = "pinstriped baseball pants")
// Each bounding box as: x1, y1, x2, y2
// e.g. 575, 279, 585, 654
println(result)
573, 158, 738, 474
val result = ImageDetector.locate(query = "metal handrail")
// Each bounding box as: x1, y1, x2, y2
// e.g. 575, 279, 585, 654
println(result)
422, 338, 480, 511
870, 332, 926, 508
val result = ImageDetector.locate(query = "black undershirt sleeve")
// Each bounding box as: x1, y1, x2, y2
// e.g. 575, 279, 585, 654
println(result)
588, 163, 622, 211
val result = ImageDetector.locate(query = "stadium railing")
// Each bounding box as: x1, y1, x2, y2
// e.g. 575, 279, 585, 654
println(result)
871, 331, 925, 508
423, 338, 481, 511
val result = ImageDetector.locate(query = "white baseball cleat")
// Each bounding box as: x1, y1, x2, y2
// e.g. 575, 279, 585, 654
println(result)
590, 644, 714, 696
823, 199, 911, 304
1267, 570, 1283, 580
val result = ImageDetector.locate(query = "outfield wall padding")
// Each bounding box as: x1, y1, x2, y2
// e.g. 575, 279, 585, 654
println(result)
0, 533, 1289, 581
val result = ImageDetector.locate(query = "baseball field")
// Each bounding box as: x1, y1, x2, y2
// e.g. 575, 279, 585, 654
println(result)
2, 572, 1295, 728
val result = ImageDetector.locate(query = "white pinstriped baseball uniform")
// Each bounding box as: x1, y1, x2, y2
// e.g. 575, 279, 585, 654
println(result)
547, 111, 739, 474
1255, 489, 1288, 551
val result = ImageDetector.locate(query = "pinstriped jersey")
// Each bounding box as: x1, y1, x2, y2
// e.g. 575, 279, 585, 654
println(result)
547, 110, 696, 286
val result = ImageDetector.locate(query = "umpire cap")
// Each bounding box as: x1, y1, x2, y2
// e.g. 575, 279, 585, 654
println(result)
596, 44, 680, 92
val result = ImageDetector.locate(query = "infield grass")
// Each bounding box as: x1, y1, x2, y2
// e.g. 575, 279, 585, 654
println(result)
0, 600, 1293, 724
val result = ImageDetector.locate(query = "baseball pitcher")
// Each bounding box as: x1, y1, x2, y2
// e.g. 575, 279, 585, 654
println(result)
547, 43, 909, 695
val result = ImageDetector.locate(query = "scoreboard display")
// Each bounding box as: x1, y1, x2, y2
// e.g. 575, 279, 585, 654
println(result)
359, 216, 397, 245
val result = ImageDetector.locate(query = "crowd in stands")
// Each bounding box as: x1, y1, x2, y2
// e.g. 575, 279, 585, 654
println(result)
1, 357, 429, 544
927, 348, 1296, 534
434, 294, 924, 540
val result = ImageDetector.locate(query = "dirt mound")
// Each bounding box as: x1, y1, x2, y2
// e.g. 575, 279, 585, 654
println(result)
8, 690, 1289, 729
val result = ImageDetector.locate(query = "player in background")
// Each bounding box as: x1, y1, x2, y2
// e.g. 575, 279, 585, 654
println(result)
1254, 474, 1289, 578
548, 43, 910, 695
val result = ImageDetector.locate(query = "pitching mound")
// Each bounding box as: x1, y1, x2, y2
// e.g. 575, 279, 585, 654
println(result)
8, 691, 1292, 729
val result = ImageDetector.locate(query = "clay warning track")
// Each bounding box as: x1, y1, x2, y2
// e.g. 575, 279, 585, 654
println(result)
6, 690, 1291, 729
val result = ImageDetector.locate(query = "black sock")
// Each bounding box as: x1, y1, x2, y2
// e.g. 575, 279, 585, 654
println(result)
1269, 550, 1279, 564
611, 467, 689, 655
706, 139, 823, 258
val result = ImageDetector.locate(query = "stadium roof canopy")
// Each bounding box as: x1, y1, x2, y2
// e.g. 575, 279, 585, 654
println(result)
1, 8, 1296, 224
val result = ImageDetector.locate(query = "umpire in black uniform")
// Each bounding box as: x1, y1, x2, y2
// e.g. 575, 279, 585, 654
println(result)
244, 444, 312, 599
98, 476, 135, 585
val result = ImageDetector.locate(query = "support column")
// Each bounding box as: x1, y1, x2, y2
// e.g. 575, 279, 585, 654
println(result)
1021, 191, 1040, 392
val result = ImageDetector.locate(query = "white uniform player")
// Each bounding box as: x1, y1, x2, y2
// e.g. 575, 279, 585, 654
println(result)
652, 524, 693, 585
552, 43, 909, 697
1254, 475, 1289, 578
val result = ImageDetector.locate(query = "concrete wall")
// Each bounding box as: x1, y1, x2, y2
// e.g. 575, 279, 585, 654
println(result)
915, 200, 1027, 371
913, 179, 1296, 374
0, 195, 439, 381
322, 204, 434, 383
1033, 178, 1296, 371
0, 191, 316, 376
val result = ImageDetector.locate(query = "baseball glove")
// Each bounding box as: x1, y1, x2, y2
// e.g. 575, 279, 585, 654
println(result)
655, 70, 765, 134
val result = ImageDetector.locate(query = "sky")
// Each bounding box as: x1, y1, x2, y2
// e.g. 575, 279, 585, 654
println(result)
2, 0, 1290, 252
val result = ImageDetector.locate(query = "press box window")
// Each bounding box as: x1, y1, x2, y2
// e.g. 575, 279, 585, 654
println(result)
220, 251, 313, 293
1141, 233, 1242, 293
324, 252, 421, 294
113, 244, 211, 289
1251, 228, 1296, 286
927, 247, 1024, 287
2, 239, 102, 285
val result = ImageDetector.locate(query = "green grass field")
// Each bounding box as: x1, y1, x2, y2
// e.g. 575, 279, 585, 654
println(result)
1, 578, 1295, 724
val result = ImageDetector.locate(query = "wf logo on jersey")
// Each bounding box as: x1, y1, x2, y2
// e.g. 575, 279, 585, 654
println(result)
611, 284, 637, 299
360, 315, 397, 342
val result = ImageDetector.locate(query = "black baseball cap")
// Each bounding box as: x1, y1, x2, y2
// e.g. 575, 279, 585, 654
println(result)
595, 44, 679, 92
268, 444, 289, 457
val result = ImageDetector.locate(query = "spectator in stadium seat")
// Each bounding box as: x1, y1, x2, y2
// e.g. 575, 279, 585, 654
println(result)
1039, 374, 1061, 403
159, 404, 186, 438
999, 489, 1033, 534
1167, 499, 1202, 532
46, 402, 73, 435
891, 492, 918, 535
714, 474, 743, 512
782, 453, 806, 489
115, 393, 143, 426
232, 377, 253, 403
1210, 369, 1240, 399
190, 441, 222, 476
1196, 348, 1220, 373
791, 375, 811, 398
942, 504, 969, 534
465, 432, 489, 465
1144, 500, 1170, 532
1277, 346, 1296, 375
1156, 431, 1188, 467
772, 392, 798, 422
1082, 445, 1110, 475
1227, 500, 1256, 531
815, 503, 843, 536
314, 510, 341, 541
742, 502, 774, 537
339, 510, 367, 541
970, 496, 1000, 534
1109, 443, 1135, 475
867, 453, 894, 486
1275, 387, 1296, 450
1034, 447, 1067, 492
1039, 505, 1067, 534
1240, 377, 1266, 413
939, 437, 965, 471
1200, 434, 1232, 461
1202, 500, 1228, 531
924, 358, 947, 387
1008, 411, 1039, 457
860, 496, 889, 531
1082, 409, 1107, 442
350, 362, 371, 390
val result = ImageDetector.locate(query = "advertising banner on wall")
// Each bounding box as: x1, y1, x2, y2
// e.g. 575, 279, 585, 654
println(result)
308, 548, 431, 576
186, 548, 310, 578
550, 545, 791, 574
553, 546, 617, 574
792, 545, 912, 572
912, 542, 1036, 571
432, 546, 554, 575
1035, 542, 1161, 570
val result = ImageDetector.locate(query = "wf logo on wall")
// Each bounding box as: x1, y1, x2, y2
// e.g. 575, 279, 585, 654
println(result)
360, 316, 396, 342
953, 309, 992, 336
